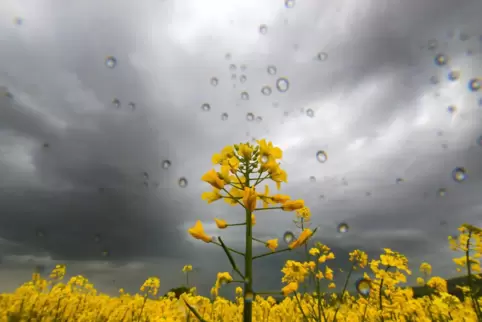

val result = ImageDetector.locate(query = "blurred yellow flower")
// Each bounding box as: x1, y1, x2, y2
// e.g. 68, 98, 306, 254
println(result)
243, 187, 257, 212
282, 282, 298, 296
289, 228, 313, 249
188, 221, 212, 243
266, 239, 278, 252
214, 218, 228, 229
201, 169, 225, 190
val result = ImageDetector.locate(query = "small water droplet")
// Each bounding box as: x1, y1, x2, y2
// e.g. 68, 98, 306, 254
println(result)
306, 108, 314, 117
316, 151, 328, 163
284, 0, 295, 8
427, 39, 438, 50
162, 160, 171, 169
240, 64, 247, 71
468, 78, 481, 92
102, 250, 110, 257
395, 178, 404, 184
476, 135, 482, 146
105, 56, 117, 69
272, 102, 279, 108
210, 77, 219, 86
261, 86, 272, 96
365, 192, 371, 197
143, 172, 149, 180
316, 52, 328, 61
36, 230, 45, 238
283, 231, 295, 244
246, 113, 255, 121
437, 188, 447, 197
430, 76, 440, 85
259, 24, 268, 35
255, 116, 263, 123
267, 65, 277, 75
178, 177, 188, 188
240, 75, 247, 83
452, 167, 467, 182
276, 77, 290, 93
14, 17, 23, 25
229, 64, 237, 72
225, 53, 232, 60
245, 292, 254, 302
434, 54, 448, 66
355, 278, 371, 297
94, 234, 101, 243
448, 70, 460, 81
112, 98, 120, 108
241, 92, 250, 100
128, 102, 136, 111
309, 176, 316, 183
335, 223, 349, 234
43, 143, 49, 148
261, 155, 268, 163
448, 105, 456, 114
459, 32, 469, 41
201, 103, 211, 111
231, 74, 237, 80
221, 113, 229, 121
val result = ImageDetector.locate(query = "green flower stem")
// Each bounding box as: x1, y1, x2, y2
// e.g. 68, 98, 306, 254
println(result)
252, 170, 264, 186
228, 183, 243, 190
253, 207, 283, 211
252, 248, 291, 260
184, 299, 208, 322
211, 241, 245, 256
332, 264, 355, 322
222, 188, 246, 207
218, 237, 245, 280
252, 237, 267, 244
465, 232, 482, 319
243, 162, 253, 322
233, 171, 245, 189
228, 223, 247, 227
293, 292, 310, 322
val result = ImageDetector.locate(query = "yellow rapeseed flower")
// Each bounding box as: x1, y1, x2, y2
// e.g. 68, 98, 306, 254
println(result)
266, 239, 278, 252
215, 218, 228, 229
282, 200, 305, 211
289, 228, 313, 249
188, 221, 212, 243
201, 169, 225, 190
201, 188, 222, 203
243, 187, 257, 212
282, 282, 298, 296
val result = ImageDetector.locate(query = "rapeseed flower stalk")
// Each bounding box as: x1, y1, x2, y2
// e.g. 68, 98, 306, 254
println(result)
189, 140, 317, 322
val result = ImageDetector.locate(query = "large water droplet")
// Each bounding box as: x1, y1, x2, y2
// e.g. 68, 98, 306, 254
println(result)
337, 223, 349, 233
241, 92, 250, 100
316, 151, 328, 163
452, 167, 467, 182
468, 78, 481, 92
240, 75, 247, 83
112, 98, 120, 108
316, 52, 328, 61
210, 77, 219, 86
261, 86, 272, 96
267, 65, 277, 75
276, 77, 290, 93
246, 113, 255, 121
259, 24, 268, 35
201, 103, 211, 111
221, 113, 229, 121
355, 278, 371, 297
178, 177, 188, 188
448, 70, 460, 81
283, 231, 295, 244
284, 0, 295, 8
105, 56, 117, 69
306, 108, 314, 117
434, 54, 448, 66
162, 160, 171, 169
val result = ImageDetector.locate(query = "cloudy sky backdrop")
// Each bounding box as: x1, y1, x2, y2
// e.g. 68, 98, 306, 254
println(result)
1, 0, 482, 298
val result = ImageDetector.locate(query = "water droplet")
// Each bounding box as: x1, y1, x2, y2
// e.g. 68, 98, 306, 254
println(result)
276, 77, 290, 93
210, 77, 219, 86
316, 150, 328, 163
36, 230, 45, 238
452, 167, 467, 182
272, 102, 279, 108
143, 172, 149, 180
221, 113, 229, 121
259, 24, 268, 35
442, 143, 448, 149
430, 76, 440, 85
437, 188, 447, 197
316, 52, 328, 61
448, 70, 460, 81
427, 39, 437, 50
231, 74, 237, 80
261, 155, 268, 163
337, 223, 349, 233
211, 236, 218, 243
459, 32, 469, 41
245, 292, 254, 302
229, 64, 237, 71
395, 178, 404, 184
283, 231, 295, 244
225, 53, 232, 60
468, 78, 481, 92
241, 92, 250, 100
267, 65, 277, 75
261, 86, 272, 96
477, 135, 482, 146
112, 98, 121, 108
256, 116, 263, 123
355, 278, 371, 297
309, 176, 316, 183
105, 56, 117, 69
246, 113, 255, 121
365, 192, 372, 197
434, 54, 448, 66
94, 234, 101, 243
128, 102, 136, 111
240, 75, 247, 83
306, 108, 314, 117
240, 64, 247, 71
178, 177, 188, 188
14, 17, 23, 25
102, 250, 110, 257
162, 160, 171, 169
440, 220, 447, 226
43, 143, 49, 148
201, 103, 211, 111
447, 105, 456, 114
285, 0, 295, 8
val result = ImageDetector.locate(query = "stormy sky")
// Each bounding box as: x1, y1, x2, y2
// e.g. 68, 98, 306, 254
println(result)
1, 0, 482, 298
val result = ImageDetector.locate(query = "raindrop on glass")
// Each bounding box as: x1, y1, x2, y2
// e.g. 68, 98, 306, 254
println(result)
162, 160, 171, 169
105, 56, 117, 69
221, 113, 229, 121
43, 143, 49, 148
355, 278, 371, 297
178, 177, 188, 188
128, 102, 136, 111
306, 108, 314, 117
241, 91, 250, 100
259, 24, 268, 35
201, 103, 211, 111
309, 176, 316, 183
272, 102, 279, 108
434, 54, 448, 66
94, 234, 101, 243
102, 250, 110, 257
261, 155, 268, 163
143, 172, 149, 180
316, 52, 328, 61
276, 77, 290, 92
395, 178, 404, 184
447, 105, 456, 114
459, 32, 469, 41
225, 53, 232, 60
437, 188, 447, 197
112, 98, 120, 108
427, 39, 437, 50
430, 76, 439, 85
240, 64, 247, 71
285, 0, 295, 8
267, 65, 277, 75
231, 74, 237, 80
256, 116, 263, 123
477, 135, 482, 147
468, 78, 481, 92
261, 86, 272, 96
337, 223, 349, 233
240, 75, 247, 83
452, 167, 467, 182
448, 70, 460, 81
229, 64, 237, 72
283, 231, 295, 244
210, 77, 219, 86
246, 113, 255, 121
316, 150, 328, 163
14, 17, 23, 25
